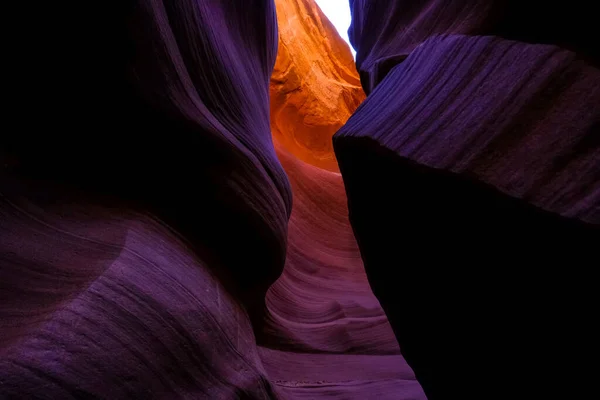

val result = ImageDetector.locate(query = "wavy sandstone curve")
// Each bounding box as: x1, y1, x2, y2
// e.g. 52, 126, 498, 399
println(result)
0, 184, 277, 398
2, 0, 289, 398
259, 1, 424, 397
259, 142, 425, 399
1, 0, 598, 399
270, 0, 365, 171
2, 0, 414, 398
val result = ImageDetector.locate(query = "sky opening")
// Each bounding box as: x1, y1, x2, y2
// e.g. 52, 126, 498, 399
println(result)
314, 0, 356, 58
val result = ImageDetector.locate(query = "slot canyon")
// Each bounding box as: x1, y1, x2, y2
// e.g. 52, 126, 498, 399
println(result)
1, 0, 598, 399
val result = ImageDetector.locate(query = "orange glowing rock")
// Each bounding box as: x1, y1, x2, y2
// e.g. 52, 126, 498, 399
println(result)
270, 0, 365, 171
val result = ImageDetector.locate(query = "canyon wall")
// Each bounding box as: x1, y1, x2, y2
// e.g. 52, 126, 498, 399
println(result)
335, 1, 599, 399
264, 1, 422, 397
1, 0, 598, 399
1, 0, 422, 398
270, 0, 365, 171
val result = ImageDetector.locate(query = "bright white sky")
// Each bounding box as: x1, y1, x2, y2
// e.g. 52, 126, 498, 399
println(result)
314, 0, 356, 57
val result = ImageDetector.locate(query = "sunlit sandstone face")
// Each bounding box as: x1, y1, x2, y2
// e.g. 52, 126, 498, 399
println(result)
270, 0, 365, 172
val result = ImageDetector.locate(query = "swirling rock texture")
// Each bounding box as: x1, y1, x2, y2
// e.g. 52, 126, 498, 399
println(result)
1, 0, 420, 398
1, 0, 289, 398
335, 1, 599, 399
256, 0, 422, 397
270, 0, 365, 171
1, 1, 598, 400
259, 142, 424, 399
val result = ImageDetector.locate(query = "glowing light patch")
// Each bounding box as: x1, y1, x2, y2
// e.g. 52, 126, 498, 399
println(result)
314, 0, 355, 58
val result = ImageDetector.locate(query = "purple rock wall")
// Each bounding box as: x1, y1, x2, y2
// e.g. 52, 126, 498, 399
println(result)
335, 1, 599, 399
1, 0, 598, 399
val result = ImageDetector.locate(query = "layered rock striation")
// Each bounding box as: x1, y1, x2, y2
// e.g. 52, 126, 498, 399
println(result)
1, 0, 598, 399
1, 0, 418, 398
262, 1, 423, 397
270, 0, 365, 171
2, 0, 290, 398
335, 1, 600, 399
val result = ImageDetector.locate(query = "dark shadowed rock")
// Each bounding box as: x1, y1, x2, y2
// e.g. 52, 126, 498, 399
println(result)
335, 5, 599, 399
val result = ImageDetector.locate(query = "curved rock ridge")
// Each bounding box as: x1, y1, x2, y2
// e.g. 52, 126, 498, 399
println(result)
338, 35, 600, 222
270, 0, 365, 171
258, 142, 426, 398
2, 0, 419, 398
349, 0, 599, 93
2, 0, 290, 398
0, 180, 277, 398
265, 143, 398, 354
3, 0, 292, 326
2, 0, 598, 399
260, 0, 423, 397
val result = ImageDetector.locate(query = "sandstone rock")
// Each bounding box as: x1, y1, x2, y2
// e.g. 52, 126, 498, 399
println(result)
335, 3, 600, 398
270, 0, 365, 171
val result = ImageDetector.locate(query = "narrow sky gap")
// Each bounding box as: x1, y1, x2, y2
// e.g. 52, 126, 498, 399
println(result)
314, 0, 356, 58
